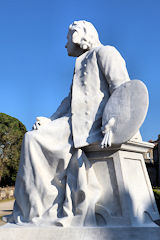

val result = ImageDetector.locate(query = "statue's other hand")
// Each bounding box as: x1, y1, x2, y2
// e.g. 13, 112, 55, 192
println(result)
32, 117, 51, 130
101, 117, 115, 148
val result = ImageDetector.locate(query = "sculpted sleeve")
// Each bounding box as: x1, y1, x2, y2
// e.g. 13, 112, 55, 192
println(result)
50, 92, 71, 120
97, 45, 130, 94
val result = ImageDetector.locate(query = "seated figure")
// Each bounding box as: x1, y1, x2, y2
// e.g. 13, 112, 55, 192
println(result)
4, 20, 141, 226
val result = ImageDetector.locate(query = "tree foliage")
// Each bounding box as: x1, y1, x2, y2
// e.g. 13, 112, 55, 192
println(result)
153, 188, 160, 213
0, 113, 26, 186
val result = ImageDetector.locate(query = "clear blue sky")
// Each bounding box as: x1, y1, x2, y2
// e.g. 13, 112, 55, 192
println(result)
0, 0, 160, 141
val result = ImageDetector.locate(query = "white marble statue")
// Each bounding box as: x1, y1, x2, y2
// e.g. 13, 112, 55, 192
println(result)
3, 20, 143, 226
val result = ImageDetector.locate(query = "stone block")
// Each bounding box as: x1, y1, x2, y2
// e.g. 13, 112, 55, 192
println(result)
1, 225, 160, 240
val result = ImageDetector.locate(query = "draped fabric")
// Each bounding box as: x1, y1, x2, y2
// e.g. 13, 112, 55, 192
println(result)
6, 113, 102, 226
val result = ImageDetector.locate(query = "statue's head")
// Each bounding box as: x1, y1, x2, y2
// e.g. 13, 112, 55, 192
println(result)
65, 20, 101, 57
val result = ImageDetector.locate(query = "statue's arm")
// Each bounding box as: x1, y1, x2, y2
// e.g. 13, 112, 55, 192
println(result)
50, 92, 71, 120
97, 46, 130, 147
97, 45, 130, 94
32, 92, 71, 130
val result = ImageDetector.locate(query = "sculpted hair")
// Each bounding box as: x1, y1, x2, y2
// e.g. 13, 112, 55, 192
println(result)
69, 20, 101, 50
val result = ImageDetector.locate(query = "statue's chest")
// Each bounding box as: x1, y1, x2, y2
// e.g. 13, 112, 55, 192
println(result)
74, 50, 100, 89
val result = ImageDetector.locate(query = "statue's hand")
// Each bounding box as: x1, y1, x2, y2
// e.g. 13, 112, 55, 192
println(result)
101, 117, 115, 148
32, 117, 51, 130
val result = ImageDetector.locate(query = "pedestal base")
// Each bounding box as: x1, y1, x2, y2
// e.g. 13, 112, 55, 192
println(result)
1, 225, 160, 240
83, 140, 159, 226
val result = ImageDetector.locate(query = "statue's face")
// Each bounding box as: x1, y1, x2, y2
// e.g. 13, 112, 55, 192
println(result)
65, 30, 76, 56
65, 30, 85, 57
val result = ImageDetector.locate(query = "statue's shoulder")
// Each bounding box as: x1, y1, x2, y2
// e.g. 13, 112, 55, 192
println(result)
96, 45, 119, 57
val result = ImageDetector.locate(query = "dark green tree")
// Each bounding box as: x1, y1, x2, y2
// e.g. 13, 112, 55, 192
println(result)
0, 113, 26, 186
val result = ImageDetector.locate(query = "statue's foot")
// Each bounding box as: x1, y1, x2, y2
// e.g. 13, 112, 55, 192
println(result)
2, 214, 14, 223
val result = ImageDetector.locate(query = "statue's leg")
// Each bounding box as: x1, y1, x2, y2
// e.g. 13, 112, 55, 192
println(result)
7, 116, 76, 225
3, 115, 102, 227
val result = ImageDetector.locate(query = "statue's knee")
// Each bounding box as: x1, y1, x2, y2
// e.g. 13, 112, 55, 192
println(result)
24, 130, 36, 141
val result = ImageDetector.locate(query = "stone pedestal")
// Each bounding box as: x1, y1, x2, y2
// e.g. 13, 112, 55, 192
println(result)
1, 140, 160, 239
83, 140, 160, 227
1, 226, 160, 240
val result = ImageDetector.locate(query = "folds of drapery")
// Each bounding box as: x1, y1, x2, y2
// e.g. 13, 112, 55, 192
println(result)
6, 114, 102, 227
